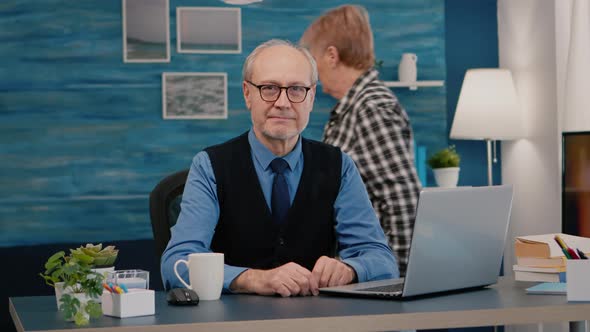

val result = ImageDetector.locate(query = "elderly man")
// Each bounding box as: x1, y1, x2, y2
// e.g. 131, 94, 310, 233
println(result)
161, 39, 398, 297
301, 5, 422, 276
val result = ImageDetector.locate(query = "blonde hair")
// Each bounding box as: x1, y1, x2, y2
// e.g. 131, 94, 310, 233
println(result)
301, 5, 374, 71
242, 39, 318, 84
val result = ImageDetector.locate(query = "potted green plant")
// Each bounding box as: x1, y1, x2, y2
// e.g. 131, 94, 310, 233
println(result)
427, 145, 461, 187
40, 248, 105, 326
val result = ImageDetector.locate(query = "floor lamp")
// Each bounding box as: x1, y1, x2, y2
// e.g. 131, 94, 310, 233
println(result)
450, 69, 524, 186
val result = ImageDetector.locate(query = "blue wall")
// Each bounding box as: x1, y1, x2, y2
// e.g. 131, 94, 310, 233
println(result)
445, 0, 501, 187
0, 0, 447, 247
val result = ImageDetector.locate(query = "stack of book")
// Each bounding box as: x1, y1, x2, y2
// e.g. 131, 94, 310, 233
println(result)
513, 233, 590, 282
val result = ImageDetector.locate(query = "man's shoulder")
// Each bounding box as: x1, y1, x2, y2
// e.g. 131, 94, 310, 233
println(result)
204, 131, 249, 154
302, 136, 341, 153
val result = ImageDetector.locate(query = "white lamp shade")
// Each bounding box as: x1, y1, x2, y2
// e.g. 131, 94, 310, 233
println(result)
450, 69, 524, 140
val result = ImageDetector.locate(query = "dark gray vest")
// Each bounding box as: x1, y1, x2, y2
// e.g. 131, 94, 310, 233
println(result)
205, 132, 342, 270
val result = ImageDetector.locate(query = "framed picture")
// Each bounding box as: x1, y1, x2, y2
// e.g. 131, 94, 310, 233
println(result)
177, 7, 241, 54
162, 72, 228, 120
123, 0, 170, 63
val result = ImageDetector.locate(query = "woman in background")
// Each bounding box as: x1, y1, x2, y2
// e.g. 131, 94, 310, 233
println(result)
301, 5, 421, 276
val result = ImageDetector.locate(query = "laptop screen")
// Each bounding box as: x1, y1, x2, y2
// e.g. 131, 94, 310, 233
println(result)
402, 185, 513, 297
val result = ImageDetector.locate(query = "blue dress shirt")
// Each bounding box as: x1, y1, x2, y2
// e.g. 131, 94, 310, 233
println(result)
161, 130, 399, 292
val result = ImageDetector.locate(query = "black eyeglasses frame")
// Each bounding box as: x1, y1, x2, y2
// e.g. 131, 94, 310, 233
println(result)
245, 80, 312, 103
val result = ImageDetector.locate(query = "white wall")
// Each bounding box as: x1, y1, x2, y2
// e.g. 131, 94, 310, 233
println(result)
561, 0, 590, 132
497, 0, 563, 331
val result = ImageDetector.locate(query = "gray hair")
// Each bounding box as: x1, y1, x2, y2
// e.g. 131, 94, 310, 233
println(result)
242, 39, 318, 84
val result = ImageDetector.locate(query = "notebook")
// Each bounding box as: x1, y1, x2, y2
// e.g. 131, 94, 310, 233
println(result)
525, 282, 566, 295
319, 185, 514, 300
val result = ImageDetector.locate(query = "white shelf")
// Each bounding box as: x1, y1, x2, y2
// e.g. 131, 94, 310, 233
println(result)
383, 80, 444, 90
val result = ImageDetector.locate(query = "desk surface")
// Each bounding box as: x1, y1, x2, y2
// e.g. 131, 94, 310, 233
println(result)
9, 277, 590, 332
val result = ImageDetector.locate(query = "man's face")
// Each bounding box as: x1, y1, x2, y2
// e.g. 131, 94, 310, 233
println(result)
243, 45, 315, 145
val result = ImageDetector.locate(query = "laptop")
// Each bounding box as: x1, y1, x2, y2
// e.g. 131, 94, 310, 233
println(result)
320, 185, 514, 300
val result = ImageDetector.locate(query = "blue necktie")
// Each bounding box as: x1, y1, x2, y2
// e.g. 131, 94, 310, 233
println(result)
270, 158, 290, 225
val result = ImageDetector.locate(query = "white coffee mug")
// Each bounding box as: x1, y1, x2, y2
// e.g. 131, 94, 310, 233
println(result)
173, 253, 224, 300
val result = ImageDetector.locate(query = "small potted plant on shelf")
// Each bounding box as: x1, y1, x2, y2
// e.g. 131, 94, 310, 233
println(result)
40, 246, 110, 326
374, 59, 384, 71
427, 145, 461, 188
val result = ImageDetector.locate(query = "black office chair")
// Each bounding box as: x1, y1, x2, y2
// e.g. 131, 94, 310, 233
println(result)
149, 169, 189, 262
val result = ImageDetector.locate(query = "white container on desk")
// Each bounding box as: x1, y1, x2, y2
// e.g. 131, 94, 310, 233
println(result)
566, 260, 590, 301
101, 289, 155, 318
105, 269, 149, 289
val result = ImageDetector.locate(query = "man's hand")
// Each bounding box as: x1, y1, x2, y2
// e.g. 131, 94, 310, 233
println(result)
230, 262, 313, 297
310, 256, 357, 295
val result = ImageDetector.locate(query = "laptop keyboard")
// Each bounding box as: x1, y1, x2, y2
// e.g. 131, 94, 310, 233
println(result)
358, 283, 403, 293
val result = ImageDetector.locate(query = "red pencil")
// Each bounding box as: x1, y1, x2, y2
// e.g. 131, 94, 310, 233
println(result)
567, 247, 580, 259
103, 283, 113, 293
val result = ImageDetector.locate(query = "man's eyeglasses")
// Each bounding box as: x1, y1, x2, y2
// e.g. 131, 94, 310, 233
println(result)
246, 80, 312, 103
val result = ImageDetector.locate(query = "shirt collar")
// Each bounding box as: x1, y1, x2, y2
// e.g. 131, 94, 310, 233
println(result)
331, 68, 379, 117
248, 129, 301, 171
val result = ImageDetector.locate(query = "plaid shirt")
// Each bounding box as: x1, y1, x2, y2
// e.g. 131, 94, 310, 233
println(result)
323, 69, 421, 276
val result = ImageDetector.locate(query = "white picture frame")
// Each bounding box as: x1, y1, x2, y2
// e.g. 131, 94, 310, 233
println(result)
123, 0, 170, 63
177, 7, 242, 54
162, 72, 228, 120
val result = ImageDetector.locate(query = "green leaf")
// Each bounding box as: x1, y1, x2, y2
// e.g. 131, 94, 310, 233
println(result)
44, 260, 60, 271
59, 294, 79, 320
39, 273, 57, 287
75, 253, 95, 265
62, 262, 79, 275
93, 256, 108, 266
50, 269, 63, 281
44, 251, 65, 269
86, 301, 102, 318
74, 311, 89, 326
80, 247, 99, 256
102, 245, 115, 252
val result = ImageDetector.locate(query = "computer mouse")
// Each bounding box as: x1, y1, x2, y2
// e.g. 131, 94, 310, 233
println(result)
167, 288, 199, 306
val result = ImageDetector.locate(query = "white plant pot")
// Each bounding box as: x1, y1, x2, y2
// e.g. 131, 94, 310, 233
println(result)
55, 283, 84, 308
54, 282, 65, 309
55, 280, 102, 308
433, 167, 460, 188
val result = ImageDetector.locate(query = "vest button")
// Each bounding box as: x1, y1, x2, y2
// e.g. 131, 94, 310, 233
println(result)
278, 238, 285, 246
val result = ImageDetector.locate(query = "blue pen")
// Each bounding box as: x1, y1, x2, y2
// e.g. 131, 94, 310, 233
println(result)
119, 283, 129, 293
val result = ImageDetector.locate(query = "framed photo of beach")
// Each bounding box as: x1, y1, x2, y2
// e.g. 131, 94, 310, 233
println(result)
177, 7, 242, 54
162, 72, 228, 120
123, 0, 170, 63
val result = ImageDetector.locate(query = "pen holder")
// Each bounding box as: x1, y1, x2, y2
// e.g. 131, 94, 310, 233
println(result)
566, 260, 590, 301
101, 289, 155, 318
